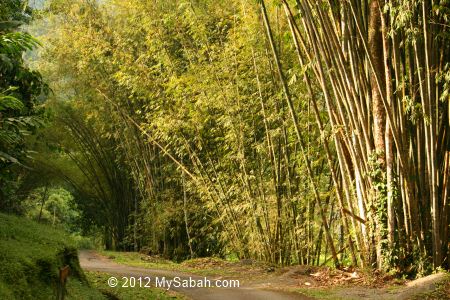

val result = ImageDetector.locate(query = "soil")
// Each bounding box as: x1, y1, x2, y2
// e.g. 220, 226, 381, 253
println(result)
79, 251, 449, 300
79, 250, 313, 300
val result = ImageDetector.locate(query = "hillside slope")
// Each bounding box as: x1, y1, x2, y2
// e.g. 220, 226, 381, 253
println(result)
0, 213, 104, 299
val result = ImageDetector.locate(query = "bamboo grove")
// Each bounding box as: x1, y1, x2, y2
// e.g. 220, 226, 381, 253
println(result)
23, 0, 448, 273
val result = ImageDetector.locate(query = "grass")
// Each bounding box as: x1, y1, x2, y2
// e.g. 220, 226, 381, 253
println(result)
100, 251, 237, 277
295, 287, 344, 300
101, 251, 181, 271
0, 213, 180, 300
66, 279, 106, 299
84, 271, 183, 300
411, 273, 450, 300
99, 250, 276, 281
0, 212, 102, 299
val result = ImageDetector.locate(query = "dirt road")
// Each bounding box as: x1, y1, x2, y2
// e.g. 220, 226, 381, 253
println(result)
79, 250, 313, 300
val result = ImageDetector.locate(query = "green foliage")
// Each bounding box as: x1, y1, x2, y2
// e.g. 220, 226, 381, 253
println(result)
0, 212, 101, 299
26, 0, 334, 264
65, 278, 106, 300
0, 0, 32, 24
437, 63, 450, 103
22, 187, 82, 231
0, 0, 48, 213
70, 233, 99, 250
21, 0, 449, 273
0, 32, 40, 55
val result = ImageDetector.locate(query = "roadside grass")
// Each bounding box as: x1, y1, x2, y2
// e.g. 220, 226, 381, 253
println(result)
0, 212, 102, 299
101, 251, 181, 270
411, 273, 450, 300
294, 287, 343, 300
100, 251, 244, 277
66, 278, 106, 299
84, 271, 184, 299
99, 250, 280, 283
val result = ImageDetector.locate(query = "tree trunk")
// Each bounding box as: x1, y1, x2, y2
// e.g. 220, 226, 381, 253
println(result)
38, 185, 49, 223
368, 0, 387, 269
369, 0, 386, 161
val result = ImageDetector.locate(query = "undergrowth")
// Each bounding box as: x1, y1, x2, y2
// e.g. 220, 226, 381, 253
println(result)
0, 212, 102, 299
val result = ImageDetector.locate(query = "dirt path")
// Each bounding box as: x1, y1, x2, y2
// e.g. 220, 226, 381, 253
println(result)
331, 272, 449, 300
79, 250, 312, 300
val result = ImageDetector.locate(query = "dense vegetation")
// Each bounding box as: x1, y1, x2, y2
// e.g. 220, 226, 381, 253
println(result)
1, 0, 448, 279
0, 0, 48, 212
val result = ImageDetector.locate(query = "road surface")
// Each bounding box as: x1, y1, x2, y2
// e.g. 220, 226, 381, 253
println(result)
79, 250, 313, 300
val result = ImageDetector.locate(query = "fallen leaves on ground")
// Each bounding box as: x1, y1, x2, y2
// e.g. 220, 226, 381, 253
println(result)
281, 265, 406, 288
